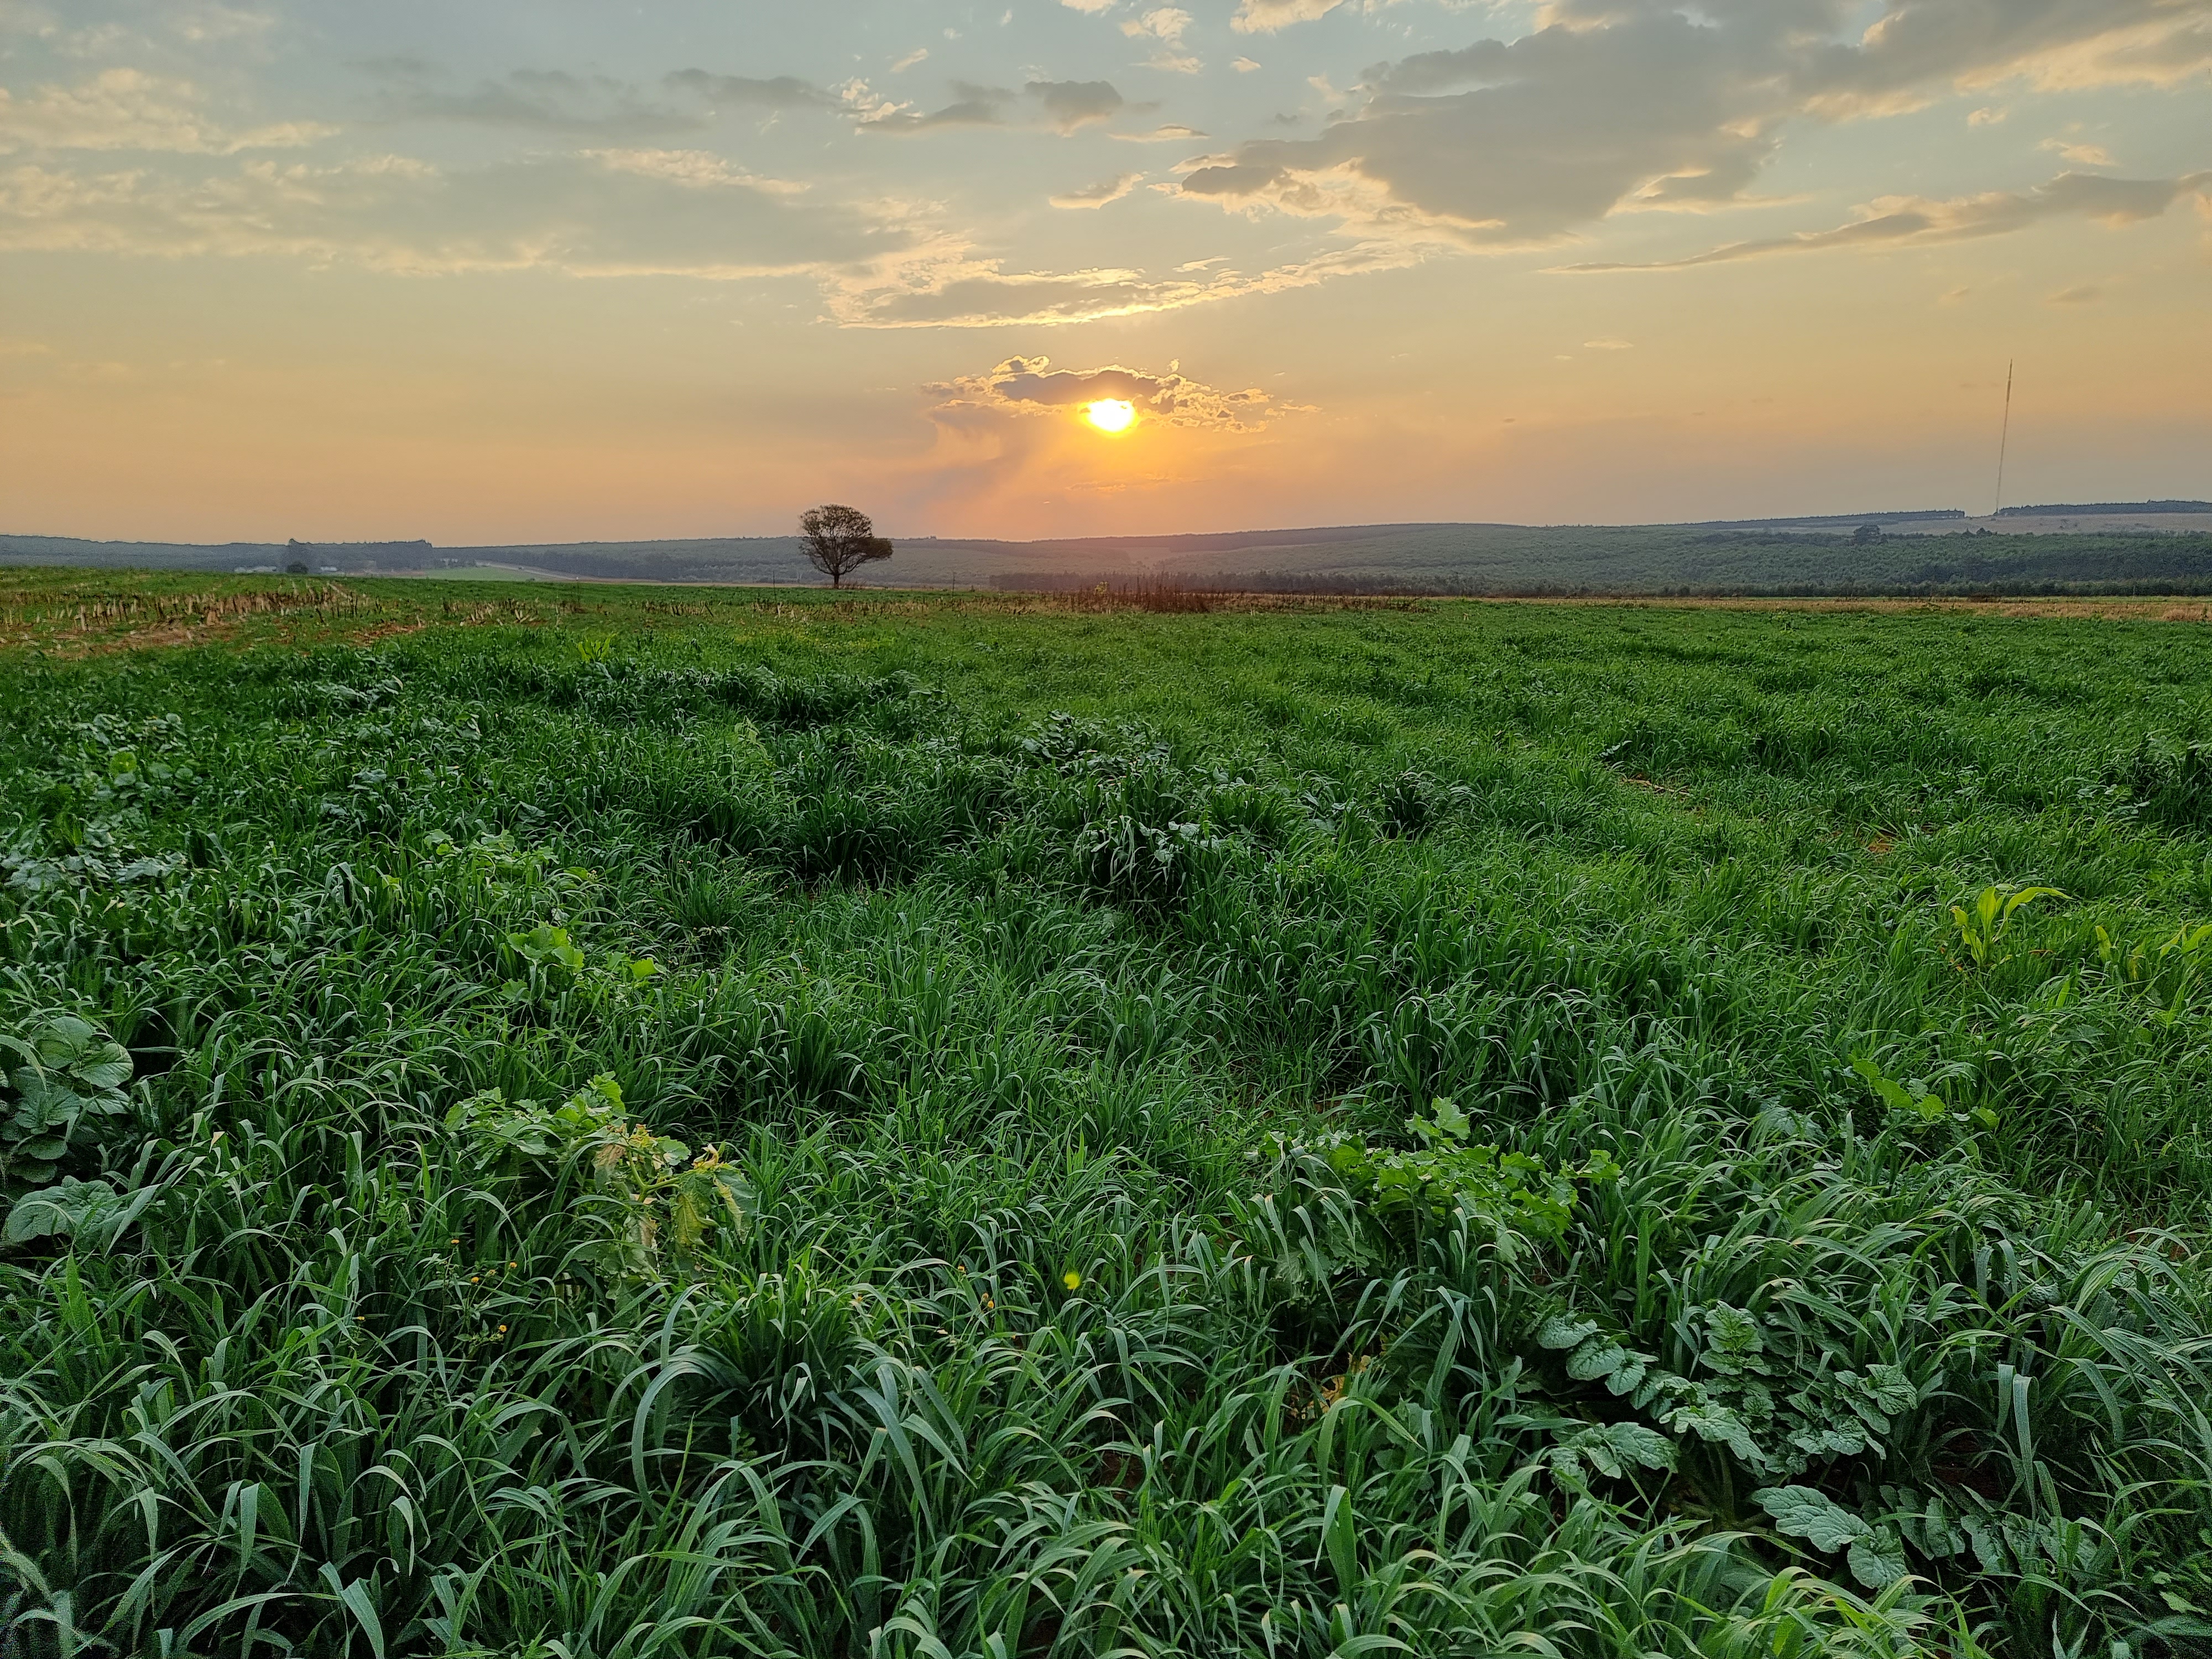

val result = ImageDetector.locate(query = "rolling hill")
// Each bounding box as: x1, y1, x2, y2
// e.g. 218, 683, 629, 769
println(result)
8, 503, 2212, 597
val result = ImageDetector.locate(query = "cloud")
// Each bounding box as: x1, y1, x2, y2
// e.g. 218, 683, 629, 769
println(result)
356, 61, 1130, 144
1124, 8, 1201, 72
927, 354, 1285, 430
1798, 0, 2212, 111
171, 5, 275, 46
1583, 337, 1632, 349
0, 137, 1409, 331
0, 68, 332, 154
1124, 9, 1192, 44
842, 77, 1126, 137
1051, 171, 1140, 208
662, 70, 836, 110
1233, 0, 1350, 34
1027, 79, 1123, 132
828, 239, 1418, 327
0, 148, 932, 280
2039, 135, 2115, 166
1180, 0, 2212, 248
1556, 170, 2212, 269
362, 63, 844, 135
2047, 282, 2101, 304
380, 69, 703, 137
1233, 57, 1262, 72
854, 81, 1016, 133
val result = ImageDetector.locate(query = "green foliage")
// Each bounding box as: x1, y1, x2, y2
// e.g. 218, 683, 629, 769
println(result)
1543, 1420, 1677, 1489
1535, 1303, 1926, 1481
0, 1014, 131, 1197
1756, 1486, 1910, 1590
1948, 883, 2065, 971
1072, 811, 1225, 911
448, 1073, 752, 1275
1851, 1052, 1998, 1132
2095, 919, 2212, 1019
7, 586, 2212, 1658
2120, 735, 2212, 830
1376, 768, 1466, 837
504, 920, 585, 973
1323, 1095, 1619, 1255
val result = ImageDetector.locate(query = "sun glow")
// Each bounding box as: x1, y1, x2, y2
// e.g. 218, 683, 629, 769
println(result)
1083, 399, 1136, 434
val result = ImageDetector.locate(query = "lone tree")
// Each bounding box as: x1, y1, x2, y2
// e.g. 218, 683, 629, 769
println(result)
798, 503, 893, 589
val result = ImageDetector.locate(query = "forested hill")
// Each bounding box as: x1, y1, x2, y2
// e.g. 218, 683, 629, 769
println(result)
7, 515, 2212, 597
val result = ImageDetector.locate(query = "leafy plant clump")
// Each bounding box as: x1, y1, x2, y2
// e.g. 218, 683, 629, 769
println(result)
448, 1072, 753, 1276
1948, 882, 2065, 971
0, 1014, 149, 1248
1, 1015, 131, 1196
1319, 1094, 1619, 1254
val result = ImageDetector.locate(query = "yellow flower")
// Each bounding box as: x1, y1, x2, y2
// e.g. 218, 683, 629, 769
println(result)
1062, 1270, 1082, 1292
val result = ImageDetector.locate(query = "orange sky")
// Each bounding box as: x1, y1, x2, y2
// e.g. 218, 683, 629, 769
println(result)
3, 0, 2208, 542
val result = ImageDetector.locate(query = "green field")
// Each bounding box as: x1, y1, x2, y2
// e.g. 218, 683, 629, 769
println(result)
5, 574, 2212, 1657
406, 565, 574, 583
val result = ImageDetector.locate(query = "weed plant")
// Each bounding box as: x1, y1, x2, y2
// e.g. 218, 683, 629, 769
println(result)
4, 588, 2212, 1656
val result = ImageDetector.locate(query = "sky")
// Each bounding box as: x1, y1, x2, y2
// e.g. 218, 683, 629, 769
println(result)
1, 0, 2208, 544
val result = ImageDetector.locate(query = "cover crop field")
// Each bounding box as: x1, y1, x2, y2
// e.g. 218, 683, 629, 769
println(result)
4, 575, 2212, 1658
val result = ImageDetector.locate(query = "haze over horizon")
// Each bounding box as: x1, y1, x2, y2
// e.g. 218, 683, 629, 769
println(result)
3, 0, 2208, 546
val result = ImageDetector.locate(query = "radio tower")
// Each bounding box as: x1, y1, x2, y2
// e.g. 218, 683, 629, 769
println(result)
1992, 360, 2013, 519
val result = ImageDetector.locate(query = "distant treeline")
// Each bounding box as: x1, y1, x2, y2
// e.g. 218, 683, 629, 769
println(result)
289, 539, 432, 555
439, 542, 806, 583
1677, 508, 1965, 529
1994, 500, 2211, 517
1006, 571, 2212, 601
991, 533, 2212, 600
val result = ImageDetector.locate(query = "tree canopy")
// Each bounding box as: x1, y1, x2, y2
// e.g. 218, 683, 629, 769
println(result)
798, 504, 893, 589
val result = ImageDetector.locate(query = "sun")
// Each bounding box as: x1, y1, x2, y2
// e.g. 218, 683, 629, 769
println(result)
1083, 398, 1136, 434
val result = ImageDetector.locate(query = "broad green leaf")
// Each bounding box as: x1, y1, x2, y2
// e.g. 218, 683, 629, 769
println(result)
1538, 1314, 1599, 1350
1567, 1339, 1628, 1381
29, 1015, 98, 1067
72, 1045, 133, 1091
3, 1176, 127, 1245
1667, 1398, 1763, 1465
1859, 1363, 1917, 1416
1847, 1526, 1910, 1590
1755, 1485, 1872, 1553
1552, 1421, 1676, 1483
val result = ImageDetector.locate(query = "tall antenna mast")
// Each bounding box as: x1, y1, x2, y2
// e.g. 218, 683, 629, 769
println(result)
1992, 359, 2013, 519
